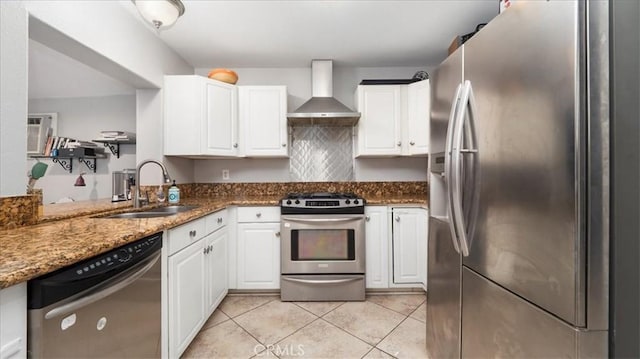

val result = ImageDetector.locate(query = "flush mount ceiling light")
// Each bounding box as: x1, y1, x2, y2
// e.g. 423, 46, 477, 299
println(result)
132, 0, 185, 30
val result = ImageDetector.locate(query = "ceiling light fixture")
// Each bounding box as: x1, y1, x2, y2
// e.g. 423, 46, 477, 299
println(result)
132, 0, 186, 30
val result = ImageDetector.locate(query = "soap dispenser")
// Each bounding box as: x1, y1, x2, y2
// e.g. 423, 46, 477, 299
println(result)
168, 180, 180, 204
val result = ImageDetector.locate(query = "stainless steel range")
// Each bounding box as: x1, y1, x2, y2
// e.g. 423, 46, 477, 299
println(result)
280, 193, 366, 301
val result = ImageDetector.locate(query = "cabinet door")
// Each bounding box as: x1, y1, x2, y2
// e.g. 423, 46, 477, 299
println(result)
206, 228, 228, 314
406, 80, 430, 156
237, 222, 280, 289
0, 283, 26, 359
203, 81, 238, 156
356, 85, 403, 156
239, 86, 288, 157
164, 76, 202, 155
168, 240, 206, 358
365, 206, 389, 288
392, 208, 427, 284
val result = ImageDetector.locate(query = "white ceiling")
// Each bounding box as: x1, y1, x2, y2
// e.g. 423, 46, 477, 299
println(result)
148, 0, 499, 68
28, 1, 498, 99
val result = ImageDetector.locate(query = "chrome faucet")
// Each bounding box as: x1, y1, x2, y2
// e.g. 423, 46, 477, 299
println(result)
134, 159, 172, 208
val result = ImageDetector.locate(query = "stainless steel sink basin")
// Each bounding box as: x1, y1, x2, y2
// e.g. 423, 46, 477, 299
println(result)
102, 212, 176, 219
97, 205, 199, 219
148, 205, 199, 213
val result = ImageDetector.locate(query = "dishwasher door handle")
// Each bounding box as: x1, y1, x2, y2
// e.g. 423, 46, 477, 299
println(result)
45, 252, 161, 320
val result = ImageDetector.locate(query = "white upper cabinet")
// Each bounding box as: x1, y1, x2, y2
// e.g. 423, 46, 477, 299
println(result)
355, 85, 403, 156
238, 86, 288, 157
164, 75, 238, 157
355, 81, 430, 157
405, 80, 430, 156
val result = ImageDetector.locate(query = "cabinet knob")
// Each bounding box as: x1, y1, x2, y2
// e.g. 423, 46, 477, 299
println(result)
233, 143, 238, 148
282, 143, 287, 147
209, 245, 213, 252
397, 141, 402, 147
410, 141, 415, 146
275, 231, 280, 237
203, 247, 207, 254
395, 216, 400, 222
217, 217, 223, 224
189, 230, 197, 237
365, 216, 370, 222
256, 212, 262, 218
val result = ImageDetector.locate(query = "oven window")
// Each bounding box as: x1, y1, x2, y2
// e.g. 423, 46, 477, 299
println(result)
291, 229, 355, 261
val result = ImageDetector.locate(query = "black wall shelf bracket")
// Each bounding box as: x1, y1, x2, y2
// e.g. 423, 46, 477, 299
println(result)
103, 142, 120, 158
78, 157, 97, 173
52, 158, 72, 173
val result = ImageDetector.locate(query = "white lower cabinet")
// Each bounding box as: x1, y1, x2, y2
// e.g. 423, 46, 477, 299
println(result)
236, 206, 281, 290
391, 207, 428, 287
365, 206, 389, 288
168, 238, 206, 357
167, 211, 228, 358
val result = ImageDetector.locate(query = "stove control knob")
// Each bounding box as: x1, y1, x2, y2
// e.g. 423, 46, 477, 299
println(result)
345, 199, 351, 204
286, 200, 292, 205
354, 199, 360, 205
295, 200, 300, 204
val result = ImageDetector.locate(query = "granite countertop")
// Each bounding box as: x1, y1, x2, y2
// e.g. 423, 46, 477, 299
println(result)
0, 195, 426, 289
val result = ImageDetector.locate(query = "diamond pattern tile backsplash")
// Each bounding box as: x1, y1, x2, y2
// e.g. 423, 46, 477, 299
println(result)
290, 126, 354, 182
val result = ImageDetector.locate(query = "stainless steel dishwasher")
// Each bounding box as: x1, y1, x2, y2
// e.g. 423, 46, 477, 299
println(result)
27, 233, 162, 358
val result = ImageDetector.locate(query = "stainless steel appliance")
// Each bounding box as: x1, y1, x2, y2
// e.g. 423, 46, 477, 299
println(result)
427, 1, 610, 357
280, 193, 366, 301
27, 233, 162, 358
111, 169, 136, 202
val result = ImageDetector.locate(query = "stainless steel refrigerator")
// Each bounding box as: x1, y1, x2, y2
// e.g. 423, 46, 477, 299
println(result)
426, 1, 610, 357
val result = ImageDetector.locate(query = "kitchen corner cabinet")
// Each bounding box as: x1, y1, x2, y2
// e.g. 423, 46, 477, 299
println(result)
239, 86, 288, 157
167, 210, 228, 358
0, 283, 27, 359
355, 81, 430, 157
236, 207, 281, 289
365, 206, 390, 288
391, 207, 428, 287
164, 75, 238, 157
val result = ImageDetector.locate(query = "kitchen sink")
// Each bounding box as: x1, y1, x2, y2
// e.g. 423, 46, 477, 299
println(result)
96, 205, 199, 219
146, 205, 199, 213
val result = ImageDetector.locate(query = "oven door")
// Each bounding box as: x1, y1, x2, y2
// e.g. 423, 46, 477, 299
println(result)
281, 214, 365, 274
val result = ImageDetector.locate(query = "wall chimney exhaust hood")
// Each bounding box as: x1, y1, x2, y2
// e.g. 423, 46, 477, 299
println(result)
287, 60, 361, 126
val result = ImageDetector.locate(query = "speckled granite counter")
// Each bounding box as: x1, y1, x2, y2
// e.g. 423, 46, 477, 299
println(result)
1, 194, 426, 289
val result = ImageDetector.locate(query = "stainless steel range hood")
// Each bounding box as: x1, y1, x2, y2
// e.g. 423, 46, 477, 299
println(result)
287, 60, 361, 126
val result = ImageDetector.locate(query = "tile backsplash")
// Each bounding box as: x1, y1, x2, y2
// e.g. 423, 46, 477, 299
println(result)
290, 126, 354, 182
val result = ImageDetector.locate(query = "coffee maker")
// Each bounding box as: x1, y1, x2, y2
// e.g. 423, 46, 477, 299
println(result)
112, 169, 136, 202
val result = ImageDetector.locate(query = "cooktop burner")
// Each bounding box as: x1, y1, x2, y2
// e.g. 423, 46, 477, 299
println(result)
281, 192, 365, 215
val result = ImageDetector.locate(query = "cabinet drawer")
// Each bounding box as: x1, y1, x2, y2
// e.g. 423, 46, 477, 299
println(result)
237, 206, 280, 223
168, 217, 207, 256
205, 209, 228, 234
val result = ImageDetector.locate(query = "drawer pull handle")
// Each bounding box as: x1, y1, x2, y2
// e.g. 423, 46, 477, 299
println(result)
189, 230, 197, 237
217, 217, 223, 224
256, 213, 262, 218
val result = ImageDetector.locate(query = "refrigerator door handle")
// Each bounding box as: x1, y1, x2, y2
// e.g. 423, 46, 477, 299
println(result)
451, 80, 480, 257
445, 83, 464, 254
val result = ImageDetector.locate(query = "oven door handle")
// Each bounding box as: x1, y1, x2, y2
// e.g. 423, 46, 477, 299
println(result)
281, 216, 362, 224
282, 276, 362, 285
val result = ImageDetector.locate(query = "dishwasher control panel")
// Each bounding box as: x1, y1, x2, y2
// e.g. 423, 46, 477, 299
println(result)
28, 232, 163, 309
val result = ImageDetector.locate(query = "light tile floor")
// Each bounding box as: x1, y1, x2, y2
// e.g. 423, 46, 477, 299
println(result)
182, 293, 427, 359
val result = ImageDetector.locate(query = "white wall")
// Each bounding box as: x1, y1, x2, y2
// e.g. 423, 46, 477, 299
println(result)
1, 2, 28, 196
193, 66, 431, 183
0, 1, 195, 201
28, 95, 137, 203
